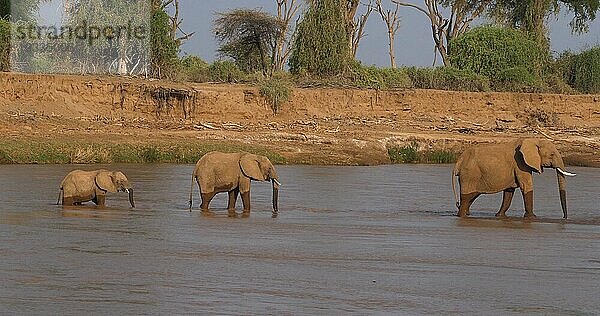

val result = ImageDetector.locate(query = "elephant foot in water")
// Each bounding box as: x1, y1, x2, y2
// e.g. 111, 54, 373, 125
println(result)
200, 209, 216, 217
523, 212, 537, 219
495, 212, 508, 218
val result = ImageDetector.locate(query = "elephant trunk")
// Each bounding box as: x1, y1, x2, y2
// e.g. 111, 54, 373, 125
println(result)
128, 189, 135, 208
272, 179, 279, 215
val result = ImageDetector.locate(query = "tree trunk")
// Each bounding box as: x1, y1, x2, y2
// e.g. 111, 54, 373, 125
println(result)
388, 29, 396, 68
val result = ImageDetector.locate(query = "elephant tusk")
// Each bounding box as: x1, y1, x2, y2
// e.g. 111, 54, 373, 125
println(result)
557, 168, 576, 177
273, 179, 282, 186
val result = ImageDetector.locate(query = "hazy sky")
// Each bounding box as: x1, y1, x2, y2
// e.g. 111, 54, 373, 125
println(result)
38, 0, 600, 67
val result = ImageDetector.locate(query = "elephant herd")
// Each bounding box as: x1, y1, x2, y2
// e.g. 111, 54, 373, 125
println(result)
57, 138, 577, 219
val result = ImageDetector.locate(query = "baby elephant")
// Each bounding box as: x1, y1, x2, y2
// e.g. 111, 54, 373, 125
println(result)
58, 170, 135, 207
189, 151, 280, 216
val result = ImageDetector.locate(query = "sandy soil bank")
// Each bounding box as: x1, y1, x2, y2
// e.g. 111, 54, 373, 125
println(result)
1, 72, 599, 166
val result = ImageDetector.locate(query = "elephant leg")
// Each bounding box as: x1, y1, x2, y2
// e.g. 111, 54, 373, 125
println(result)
93, 195, 106, 206
200, 192, 216, 212
62, 196, 74, 206
227, 189, 239, 217
457, 192, 480, 217
241, 191, 251, 215
522, 190, 535, 218
495, 188, 515, 218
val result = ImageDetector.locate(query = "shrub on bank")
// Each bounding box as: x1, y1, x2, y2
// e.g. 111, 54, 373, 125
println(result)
350, 63, 412, 89
0, 140, 286, 165
179, 55, 210, 82
208, 60, 246, 83
449, 26, 546, 88
259, 72, 292, 114
388, 142, 457, 164
0, 19, 9, 72
567, 46, 600, 94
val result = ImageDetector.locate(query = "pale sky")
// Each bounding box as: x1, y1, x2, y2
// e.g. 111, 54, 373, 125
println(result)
38, 0, 600, 67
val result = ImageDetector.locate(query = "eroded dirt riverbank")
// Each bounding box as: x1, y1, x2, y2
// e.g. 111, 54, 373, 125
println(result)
1, 73, 599, 165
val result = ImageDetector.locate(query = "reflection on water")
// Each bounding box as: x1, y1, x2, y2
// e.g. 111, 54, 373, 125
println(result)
1, 164, 599, 314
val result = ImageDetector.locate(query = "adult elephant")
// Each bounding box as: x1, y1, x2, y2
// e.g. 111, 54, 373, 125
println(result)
452, 138, 576, 219
189, 151, 280, 216
58, 170, 135, 207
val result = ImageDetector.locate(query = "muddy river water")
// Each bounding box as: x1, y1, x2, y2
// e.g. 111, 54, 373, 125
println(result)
1, 164, 599, 314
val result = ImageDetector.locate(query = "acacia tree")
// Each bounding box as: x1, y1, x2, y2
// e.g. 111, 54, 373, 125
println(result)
392, 0, 492, 66
376, 0, 401, 68
214, 9, 284, 75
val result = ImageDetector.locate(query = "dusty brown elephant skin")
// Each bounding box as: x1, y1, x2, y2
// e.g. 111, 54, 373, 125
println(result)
57, 170, 135, 207
452, 138, 576, 219
189, 151, 280, 217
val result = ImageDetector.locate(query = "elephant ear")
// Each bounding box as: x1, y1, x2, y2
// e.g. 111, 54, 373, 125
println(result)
240, 154, 267, 181
520, 139, 542, 173
95, 171, 117, 193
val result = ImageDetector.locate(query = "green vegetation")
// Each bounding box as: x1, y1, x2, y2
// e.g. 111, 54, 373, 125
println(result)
0, 18, 8, 71
449, 26, 546, 89
151, 7, 180, 79
214, 9, 283, 75
1, 1, 599, 96
0, 140, 286, 165
207, 60, 246, 83
258, 73, 292, 114
289, 0, 351, 76
387, 142, 457, 164
567, 46, 600, 93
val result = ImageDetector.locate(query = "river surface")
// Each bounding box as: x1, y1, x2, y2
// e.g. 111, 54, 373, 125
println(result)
1, 164, 599, 315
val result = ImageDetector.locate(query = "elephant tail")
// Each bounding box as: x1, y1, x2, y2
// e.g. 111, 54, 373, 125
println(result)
452, 158, 462, 210
56, 187, 63, 205
189, 170, 196, 212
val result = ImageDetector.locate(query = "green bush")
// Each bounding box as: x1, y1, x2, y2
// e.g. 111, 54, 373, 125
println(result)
422, 150, 456, 164
388, 142, 457, 164
30, 52, 59, 73
449, 26, 546, 84
388, 142, 419, 163
568, 46, 600, 93
0, 19, 9, 71
259, 73, 292, 114
404, 66, 489, 91
433, 67, 490, 91
209, 60, 245, 83
491, 66, 539, 92
180, 55, 210, 82
350, 63, 412, 89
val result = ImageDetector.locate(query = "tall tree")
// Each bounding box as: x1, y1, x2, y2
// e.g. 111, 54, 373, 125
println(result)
289, 0, 351, 76
214, 9, 284, 75
376, 0, 401, 68
346, 0, 373, 57
274, 0, 302, 71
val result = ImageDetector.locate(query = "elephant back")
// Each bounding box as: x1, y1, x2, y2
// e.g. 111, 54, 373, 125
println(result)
61, 170, 96, 197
